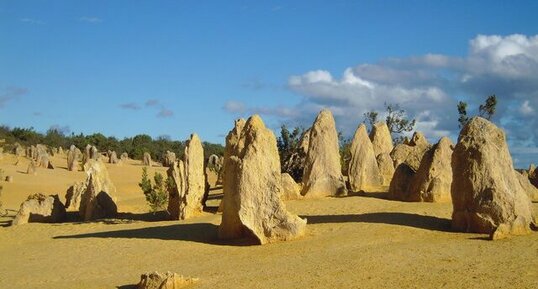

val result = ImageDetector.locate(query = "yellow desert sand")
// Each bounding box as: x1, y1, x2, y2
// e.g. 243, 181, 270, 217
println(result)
1, 153, 537, 289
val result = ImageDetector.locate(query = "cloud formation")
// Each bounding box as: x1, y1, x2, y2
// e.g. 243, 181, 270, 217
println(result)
157, 108, 174, 118
79, 16, 103, 23
119, 102, 141, 110
145, 99, 159, 107
0, 86, 28, 108
224, 34, 538, 167
20, 18, 45, 25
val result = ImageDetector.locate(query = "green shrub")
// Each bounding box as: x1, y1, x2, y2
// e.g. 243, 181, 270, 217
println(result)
138, 167, 169, 213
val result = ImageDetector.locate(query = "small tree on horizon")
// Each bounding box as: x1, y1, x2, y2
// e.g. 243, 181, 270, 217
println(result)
457, 95, 497, 128
363, 102, 416, 144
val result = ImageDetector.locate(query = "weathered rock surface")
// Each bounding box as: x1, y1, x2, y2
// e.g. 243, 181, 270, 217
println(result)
301, 110, 347, 198
516, 170, 538, 202
376, 153, 395, 186
67, 145, 79, 171
137, 271, 198, 289
529, 164, 538, 189
218, 115, 306, 244
65, 181, 86, 211
14, 143, 25, 157
216, 119, 245, 213
451, 117, 535, 239
281, 173, 302, 201
78, 160, 118, 221
26, 160, 37, 175
109, 151, 119, 164
12, 193, 66, 225
167, 158, 185, 218
388, 132, 431, 201
348, 124, 382, 192
369, 122, 393, 157
390, 132, 430, 170
143, 152, 152, 167
162, 150, 176, 167
405, 137, 453, 202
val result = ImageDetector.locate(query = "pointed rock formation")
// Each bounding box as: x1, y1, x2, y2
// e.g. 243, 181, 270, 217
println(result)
12, 193, 66, 225
167, 134, 206, 220
26, 160, 37, 175
67, 145, 79, 171
388, 132, 431, 200
281, 173, 302, 201
143, 152, 152, 167
451, 117, 535, 239
216, 118, 246, 214
348, 124, 382, 192
162, 150, 176, 167
515, 171, 538, 202
406, 137, 453, 202
109, 151, 119, 164
301, 110, 347, 198
183, 134, 206, 218
167, 159, 186, 219
78, 160, 118, 221
376, 153, 395, 186
218, 115, 306, 244
65, 181, 86, 211
369, 122, 393, 157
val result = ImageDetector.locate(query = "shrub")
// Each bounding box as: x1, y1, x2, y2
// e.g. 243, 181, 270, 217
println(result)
138, 167, 169, 213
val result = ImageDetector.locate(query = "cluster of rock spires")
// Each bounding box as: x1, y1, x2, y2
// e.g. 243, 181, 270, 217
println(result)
7, 109, 538, 242
167, 134, 207, 220
13, 158, 118, 224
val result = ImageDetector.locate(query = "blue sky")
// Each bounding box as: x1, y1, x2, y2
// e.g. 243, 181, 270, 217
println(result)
1, 1, 538, 167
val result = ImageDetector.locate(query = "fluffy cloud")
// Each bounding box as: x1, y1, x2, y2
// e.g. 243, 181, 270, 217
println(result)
225, 34, 538, 167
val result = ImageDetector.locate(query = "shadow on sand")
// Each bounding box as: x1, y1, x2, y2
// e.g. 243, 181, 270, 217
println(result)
300, 212, 452, 232
53, 222, 259, 246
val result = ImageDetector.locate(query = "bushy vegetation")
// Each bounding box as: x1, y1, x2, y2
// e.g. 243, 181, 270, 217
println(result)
363, 102, 416, 144
457, 95, 498, 128
138, 167, 174, 213
0, 126, 224, 163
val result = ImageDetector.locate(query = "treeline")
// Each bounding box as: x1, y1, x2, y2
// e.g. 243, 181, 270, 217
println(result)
0, 126, 224, 163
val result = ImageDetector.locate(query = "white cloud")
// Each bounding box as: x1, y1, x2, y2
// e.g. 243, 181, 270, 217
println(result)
79, 16, 103, 23
223, 34, 538, 167
223, 100, 246, 113
20, 18, 45, 25
519, 100, 534, 115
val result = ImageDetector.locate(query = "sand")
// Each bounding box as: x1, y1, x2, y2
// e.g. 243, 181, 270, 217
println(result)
0, 152, 537, 289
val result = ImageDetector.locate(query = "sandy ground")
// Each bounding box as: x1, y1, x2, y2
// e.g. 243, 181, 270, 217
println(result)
0, 153, 537, 289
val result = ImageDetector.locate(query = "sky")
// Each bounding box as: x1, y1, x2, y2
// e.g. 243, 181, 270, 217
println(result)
1, 1, 538, 168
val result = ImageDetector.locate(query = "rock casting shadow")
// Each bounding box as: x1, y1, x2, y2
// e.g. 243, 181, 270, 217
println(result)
53, 222, 258, 246
301, 212, 452, 232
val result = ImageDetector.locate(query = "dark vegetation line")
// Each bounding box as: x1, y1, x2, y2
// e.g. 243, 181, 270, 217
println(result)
0, 126, 224, 163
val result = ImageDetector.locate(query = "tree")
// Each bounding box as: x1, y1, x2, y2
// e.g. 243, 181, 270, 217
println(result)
363, 111, 379, 130
363, 103, 416, 144
457, 101, 469, 128
277, 125, 305, 181
457, 95, 498, 128
138, 167, 169, 213
479, 95, 497, 120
